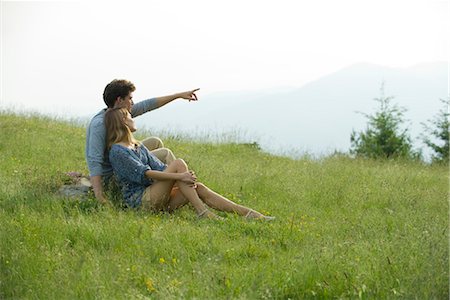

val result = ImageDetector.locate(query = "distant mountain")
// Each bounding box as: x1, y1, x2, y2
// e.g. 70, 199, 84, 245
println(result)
137, 61, 448, 158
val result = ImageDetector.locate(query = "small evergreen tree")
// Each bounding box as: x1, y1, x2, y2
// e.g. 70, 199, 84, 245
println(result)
421, 98, 449, 163
350, 83, 413, 159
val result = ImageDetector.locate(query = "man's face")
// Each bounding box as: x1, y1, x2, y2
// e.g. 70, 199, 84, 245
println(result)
114, 92, 134, 112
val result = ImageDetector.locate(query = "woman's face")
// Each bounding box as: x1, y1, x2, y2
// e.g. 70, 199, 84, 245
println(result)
123, 112, 137, 132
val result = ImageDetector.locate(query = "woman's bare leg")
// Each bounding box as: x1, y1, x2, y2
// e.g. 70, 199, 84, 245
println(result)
143, 159, 269, 219
169, 160, 220, 218
194, 183, 266, 218
166, 187, 188, 212
143, 159, 217, 217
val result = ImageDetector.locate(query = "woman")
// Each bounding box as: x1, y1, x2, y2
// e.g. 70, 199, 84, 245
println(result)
105, 107, 274, 220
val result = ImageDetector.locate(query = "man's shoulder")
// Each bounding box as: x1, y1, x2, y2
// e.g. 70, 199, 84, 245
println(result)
88, 109, 107, 129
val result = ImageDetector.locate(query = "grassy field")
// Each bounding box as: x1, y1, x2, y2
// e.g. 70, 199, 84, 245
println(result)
0, 112, 448, 299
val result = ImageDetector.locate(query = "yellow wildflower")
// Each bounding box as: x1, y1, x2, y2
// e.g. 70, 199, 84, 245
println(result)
145, 278, 156, 292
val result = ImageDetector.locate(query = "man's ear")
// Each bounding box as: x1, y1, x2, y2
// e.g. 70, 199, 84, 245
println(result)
113, 96, 122, 107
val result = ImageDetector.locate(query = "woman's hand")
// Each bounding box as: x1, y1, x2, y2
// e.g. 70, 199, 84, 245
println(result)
178, 171, 197, 186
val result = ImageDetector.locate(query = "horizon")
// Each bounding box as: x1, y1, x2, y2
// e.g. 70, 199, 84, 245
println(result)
1, 60, 447, 117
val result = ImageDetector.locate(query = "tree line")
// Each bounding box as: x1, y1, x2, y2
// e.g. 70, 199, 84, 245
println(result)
350, 83, 449, 164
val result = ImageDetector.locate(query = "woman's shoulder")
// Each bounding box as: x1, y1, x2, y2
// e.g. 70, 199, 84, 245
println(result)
110, 143, 130, 155
111, 143, 124, 150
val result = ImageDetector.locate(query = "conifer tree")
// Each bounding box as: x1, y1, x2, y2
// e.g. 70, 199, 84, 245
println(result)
350, 83, 413, 159
421, 98, 449, 163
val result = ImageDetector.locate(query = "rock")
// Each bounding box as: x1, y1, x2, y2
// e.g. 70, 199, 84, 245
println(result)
58, 172, 92, 199
58, 184, 91, 198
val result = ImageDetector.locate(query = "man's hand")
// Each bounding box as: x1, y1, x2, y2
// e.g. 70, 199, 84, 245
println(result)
90, 175, 111, 205
155, 88, 200, 109
97, 194, 111, 206
178, 88, 200, 102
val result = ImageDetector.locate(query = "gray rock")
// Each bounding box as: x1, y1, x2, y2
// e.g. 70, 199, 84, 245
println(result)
58, 172, 92, 199
58, 184, 91, 198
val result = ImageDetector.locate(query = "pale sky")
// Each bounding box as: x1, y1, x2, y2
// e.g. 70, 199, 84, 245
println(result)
1, 0, 449, 116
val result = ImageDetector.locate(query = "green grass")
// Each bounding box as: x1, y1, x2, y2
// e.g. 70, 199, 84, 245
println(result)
0, 111, 448, 299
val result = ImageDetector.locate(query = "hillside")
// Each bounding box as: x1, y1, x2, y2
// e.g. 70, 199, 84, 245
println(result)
0, 112, 448, 299
137, 61, 447, 157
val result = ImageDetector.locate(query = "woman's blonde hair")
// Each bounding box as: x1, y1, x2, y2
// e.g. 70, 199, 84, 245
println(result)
104, 108, 139, 149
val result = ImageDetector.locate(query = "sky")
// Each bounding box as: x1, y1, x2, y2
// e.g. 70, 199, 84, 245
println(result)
1, 0, 449, 117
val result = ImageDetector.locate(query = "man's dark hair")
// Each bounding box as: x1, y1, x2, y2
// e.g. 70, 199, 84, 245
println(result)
103, 79, 136, 108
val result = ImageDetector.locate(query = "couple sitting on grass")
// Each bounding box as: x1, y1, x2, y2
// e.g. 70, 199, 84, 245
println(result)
86, 79, 274, 220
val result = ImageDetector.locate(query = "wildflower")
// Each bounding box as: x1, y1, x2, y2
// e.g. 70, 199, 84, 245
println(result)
159, 257, 165, 264
261, 210, 271, 216
145, 278, 156, 292
172, 258, 177, 264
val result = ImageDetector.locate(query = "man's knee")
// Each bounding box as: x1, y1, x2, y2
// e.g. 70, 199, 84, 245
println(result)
151, 147, 176, 165
142, 136, 164, 150
163, 148, 176, 164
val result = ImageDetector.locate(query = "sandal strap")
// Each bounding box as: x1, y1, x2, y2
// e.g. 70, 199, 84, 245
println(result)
245, 210, 254, 218
197, 209, 209, 217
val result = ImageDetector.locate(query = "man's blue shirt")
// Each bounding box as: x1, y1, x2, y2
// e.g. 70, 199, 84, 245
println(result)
85, 98, 159, 177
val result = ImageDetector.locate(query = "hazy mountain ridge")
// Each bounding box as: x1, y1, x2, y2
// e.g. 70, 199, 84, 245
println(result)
138, 61, 448, 157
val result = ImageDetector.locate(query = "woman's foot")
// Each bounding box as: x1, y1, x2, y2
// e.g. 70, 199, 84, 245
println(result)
245, 209, 275, 221
197, 208, 223, 220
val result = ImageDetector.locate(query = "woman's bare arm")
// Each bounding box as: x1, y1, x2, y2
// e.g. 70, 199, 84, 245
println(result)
145, 170, 196, 185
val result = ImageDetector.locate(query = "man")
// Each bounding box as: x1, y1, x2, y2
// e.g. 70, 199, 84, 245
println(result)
86, 79, 199, 205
